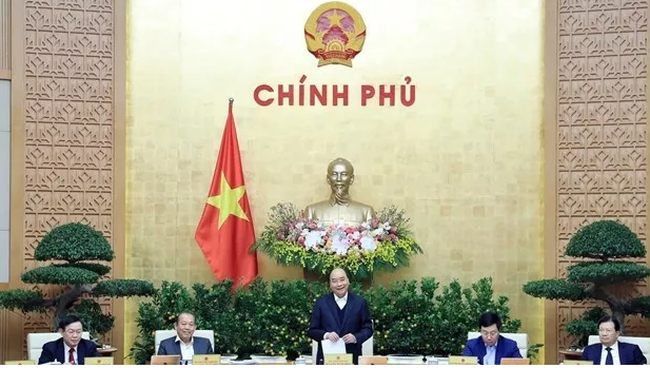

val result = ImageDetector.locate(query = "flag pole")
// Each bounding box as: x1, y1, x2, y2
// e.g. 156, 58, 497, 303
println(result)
229, 97, 234, 106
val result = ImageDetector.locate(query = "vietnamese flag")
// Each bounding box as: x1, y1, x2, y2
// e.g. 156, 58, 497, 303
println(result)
195, 101, 258, 287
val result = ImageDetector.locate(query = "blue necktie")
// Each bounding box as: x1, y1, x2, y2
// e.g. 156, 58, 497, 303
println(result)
605, 347, 613, 365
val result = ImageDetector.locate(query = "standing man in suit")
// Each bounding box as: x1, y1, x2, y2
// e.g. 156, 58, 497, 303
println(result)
157, 311, 213, 362
308, 268, 373, 365
38, 315, 100, 365
462, 311, 522, 365
581, 315, 646, 365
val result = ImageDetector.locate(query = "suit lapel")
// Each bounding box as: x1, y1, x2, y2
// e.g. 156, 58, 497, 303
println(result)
326, 293, 342, 330
56, 339, 65, 364
594, 344, 603, 364
78, 342, 85, 365
495, 337, 505, 364
340, 293, 353, 331
475, 339, 486, 364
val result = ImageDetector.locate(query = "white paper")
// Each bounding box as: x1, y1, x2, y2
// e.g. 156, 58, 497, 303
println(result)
321, 339, 346, 354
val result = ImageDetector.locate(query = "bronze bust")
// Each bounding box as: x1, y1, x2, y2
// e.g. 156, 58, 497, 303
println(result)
304, 158, 375, 226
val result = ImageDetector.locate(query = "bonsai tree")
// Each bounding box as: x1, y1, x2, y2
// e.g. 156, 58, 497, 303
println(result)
0, 222, 154, 339
523, 220, 650, 347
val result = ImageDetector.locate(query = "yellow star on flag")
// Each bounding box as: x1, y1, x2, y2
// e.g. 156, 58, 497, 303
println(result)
206, 173, 249, 228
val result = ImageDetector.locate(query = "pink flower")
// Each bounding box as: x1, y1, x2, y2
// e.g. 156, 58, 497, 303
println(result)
278, 234, 285, 240
288, 236, 295, 242
390, 227, 397, 233
298, 236, 305, 245
371, 220, 379, 228
390, 234, 397, 241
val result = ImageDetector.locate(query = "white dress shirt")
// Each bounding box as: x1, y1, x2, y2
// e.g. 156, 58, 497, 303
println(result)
599, 342, 621, 365
175, 335, 195, 362
334, 292, 348, 310
64, 344, 78, 364
484, 343, 497, 365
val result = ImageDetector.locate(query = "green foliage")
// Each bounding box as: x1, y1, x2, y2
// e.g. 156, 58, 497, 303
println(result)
627, 296, 650, 317
564, 307, 607, 349
524, 219, 650, 343
523, 279, 586, 301
131, 277, 523, 365
71, 300, 115, 337
567, 262, 650, 284
93, 279, 155, 297
0, 289, 46, 313
56, 262, 111, 276
0, 222, 154, 343
566, 220, 645, 259
21, 265, 100, 285
35, 223, 114, 262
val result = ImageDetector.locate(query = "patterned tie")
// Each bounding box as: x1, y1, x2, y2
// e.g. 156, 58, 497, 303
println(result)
605, 347, 613, 365
68, 347, 76, 365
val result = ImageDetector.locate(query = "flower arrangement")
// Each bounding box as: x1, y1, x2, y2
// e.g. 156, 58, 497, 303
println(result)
252, 203, 422, 279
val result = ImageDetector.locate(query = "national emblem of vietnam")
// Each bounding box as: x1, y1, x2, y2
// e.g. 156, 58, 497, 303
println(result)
304, 1, 366, 67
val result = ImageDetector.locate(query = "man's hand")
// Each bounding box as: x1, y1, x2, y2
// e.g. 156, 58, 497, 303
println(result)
342, 333, 357, 344
326, 332, 340, 342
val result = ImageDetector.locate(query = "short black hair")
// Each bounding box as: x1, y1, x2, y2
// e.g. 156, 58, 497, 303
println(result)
175, 311, 195, 324
598, 315, 621, 332
58, 315, 82, 330
478, 311, 502, 330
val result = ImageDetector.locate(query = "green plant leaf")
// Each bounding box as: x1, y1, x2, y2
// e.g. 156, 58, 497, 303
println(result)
22, 265, 100, 285
567, 261, 650, 284
566, 220, 645, 259
523, 279, 586, 301
35, 223, 114, 262
93, 279, 155, 297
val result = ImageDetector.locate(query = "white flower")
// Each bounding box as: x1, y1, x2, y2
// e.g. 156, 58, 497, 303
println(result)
301, 228, 310, 237
331, 231, 349, 255
372, 228, 385, 237
360, 235, 377, 252
304, 231, 325, 250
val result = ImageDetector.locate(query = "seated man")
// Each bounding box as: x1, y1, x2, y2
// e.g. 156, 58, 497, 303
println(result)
38, 315, 100, 365
157, 311, 213, 362
462, 311, 522, 365
581, 315, 646, 365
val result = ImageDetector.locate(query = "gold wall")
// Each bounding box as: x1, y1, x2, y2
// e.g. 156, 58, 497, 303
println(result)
125, 0, 544, 359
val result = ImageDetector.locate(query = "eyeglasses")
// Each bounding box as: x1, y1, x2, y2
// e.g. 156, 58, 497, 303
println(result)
65, 329, 83, 335
481, 330, 498, 338
599, 329, 615, 334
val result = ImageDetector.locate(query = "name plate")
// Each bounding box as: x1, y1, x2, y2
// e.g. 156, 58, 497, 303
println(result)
324, 354, 353, 365
85, 357, 114, 365
563, 359, 593, 365
448, 356, 478, 365
3, 361, 35, 365
193, 354, 221, 365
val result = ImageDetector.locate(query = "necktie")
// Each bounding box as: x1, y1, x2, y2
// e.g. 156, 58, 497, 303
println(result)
68, 347, 76, 365
605, 347, 613, 365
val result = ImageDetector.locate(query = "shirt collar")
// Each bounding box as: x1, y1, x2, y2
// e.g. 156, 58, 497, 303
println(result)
602, 341, 619, 351
485, 342, 498, 349
175, 335, 194, 346
335, 292, 348, 302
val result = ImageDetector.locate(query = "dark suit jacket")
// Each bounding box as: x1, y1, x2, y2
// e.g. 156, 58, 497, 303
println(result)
38, 337, 100, 365
307, 292, 373, 365
581, 341, 647, 365
461, 335, 522, 365
157, 336, 214, 356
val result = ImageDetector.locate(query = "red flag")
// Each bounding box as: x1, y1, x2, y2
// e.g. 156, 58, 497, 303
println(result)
195, 102, 258, 287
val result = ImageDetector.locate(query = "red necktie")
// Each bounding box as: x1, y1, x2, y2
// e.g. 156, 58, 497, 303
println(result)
68, 347, 76, 365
